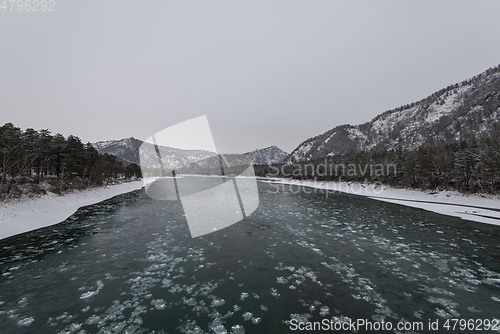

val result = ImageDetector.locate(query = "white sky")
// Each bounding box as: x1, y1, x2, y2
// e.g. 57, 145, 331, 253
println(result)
1, 0, 500, 154
148, 115, 217, 152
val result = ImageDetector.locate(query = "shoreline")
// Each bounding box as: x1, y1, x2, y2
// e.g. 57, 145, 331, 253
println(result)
1, 176, 499, 242
261, 178, 500, 227
0, 181, 144, 241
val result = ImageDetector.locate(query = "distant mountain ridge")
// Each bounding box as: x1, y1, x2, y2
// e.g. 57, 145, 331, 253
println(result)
94, 137, 144, 165
286, 64, 500, 163
244, 146, 289, 165
93, 138, 288, 166
173, 146, 288, 175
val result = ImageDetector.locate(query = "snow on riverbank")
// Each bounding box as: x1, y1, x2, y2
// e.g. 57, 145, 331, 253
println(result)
0, 181, 144, 240
262, 178, 500, 227
1, 176, 499, 242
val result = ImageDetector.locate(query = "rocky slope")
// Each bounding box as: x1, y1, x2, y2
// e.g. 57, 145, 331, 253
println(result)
94, 138, 288, 167
286, 64, 500, 163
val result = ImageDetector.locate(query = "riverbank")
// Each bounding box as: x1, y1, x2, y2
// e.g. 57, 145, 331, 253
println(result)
1, 177, 499, 242
0, 181, 144, 240
261, 178, 500, 226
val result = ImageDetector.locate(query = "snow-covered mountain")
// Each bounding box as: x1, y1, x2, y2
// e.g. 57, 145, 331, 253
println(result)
244, 146, 288, 165
137, 143, 218, 175
93, 138, 288, 167
94, 138, 218, 170
93, 137, 144, 165
175, 146, 288, 175
286, 64, 500, 163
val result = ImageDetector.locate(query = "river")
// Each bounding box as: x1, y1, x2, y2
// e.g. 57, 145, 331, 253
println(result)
1, 177, 499, 333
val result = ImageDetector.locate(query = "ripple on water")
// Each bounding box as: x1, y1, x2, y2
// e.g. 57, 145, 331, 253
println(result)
59, 322, 82, 333
79, 280, 104, 300
284, 313, 312, 327
2, 180, 500, 333
319, 306, 330, 316
151, 299, 167, 310
242, 312, 253, 321
210, 297, 226, 308
17, 316, 34, 327
421, 286, 455, 296
269, 287, 280, 298
231, 324, 245, 334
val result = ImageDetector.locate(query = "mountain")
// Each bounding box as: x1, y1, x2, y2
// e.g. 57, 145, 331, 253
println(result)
93, 137, 144, 165
175, 146, 289, 175
137, 142, 218, 176
244, 146, 288, 165
286, 64, 500, 163
93, 138, 288, 167
93, 137, 218, 170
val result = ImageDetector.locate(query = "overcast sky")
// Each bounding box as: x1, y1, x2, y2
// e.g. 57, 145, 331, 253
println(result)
1, 0, 500, 154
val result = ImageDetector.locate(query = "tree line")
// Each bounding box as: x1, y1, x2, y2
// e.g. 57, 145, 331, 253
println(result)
255, 136, 500, 194
0, 123, 142, 200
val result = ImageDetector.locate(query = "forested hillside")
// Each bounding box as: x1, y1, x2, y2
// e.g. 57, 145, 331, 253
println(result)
0, 123, 141, 200
256, 136, 500, 194
264, 64, 500, 194
286, 64, 500, 163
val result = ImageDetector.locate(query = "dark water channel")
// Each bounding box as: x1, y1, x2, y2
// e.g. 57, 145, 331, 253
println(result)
1, 178, 499, 333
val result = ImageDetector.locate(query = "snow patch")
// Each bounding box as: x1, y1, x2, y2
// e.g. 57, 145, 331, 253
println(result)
0, 181, 144, 240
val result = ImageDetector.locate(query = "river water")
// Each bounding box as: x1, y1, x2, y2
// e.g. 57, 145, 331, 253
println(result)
1, 178, 500, 333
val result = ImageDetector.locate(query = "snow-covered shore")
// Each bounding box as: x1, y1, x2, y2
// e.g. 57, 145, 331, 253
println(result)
1, 177, 499, 242
0, 181, 144, 241
261, 178, 500, 227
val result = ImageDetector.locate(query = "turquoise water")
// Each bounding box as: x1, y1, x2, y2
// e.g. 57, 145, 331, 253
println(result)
1, 178, 499, 333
